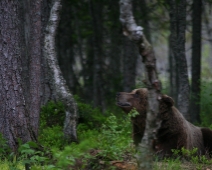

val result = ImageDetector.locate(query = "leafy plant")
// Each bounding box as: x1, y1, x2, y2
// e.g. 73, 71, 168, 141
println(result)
74, 95, 107, 129
0, 133, 11, 158
200, 81, 212, 127
40, 101, 65, 128
38, 125, 66, 149
98, 114, 133, 160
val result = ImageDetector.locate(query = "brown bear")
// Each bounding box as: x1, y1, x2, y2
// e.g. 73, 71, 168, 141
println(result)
116, 88, 212, 157
156, 95, 205, 156
116, 88, 148, 146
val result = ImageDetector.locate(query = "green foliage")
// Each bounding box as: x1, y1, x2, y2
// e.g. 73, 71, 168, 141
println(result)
200, 81, 212, 127
0, 134, 11, 158
38, 101, 67, 149
38, 125, 66, 149
53, 113, 134, 169
18, 142, 48, 165
74, 95, 107, 129
97, 114, 134, 160
40, 101, 65, 128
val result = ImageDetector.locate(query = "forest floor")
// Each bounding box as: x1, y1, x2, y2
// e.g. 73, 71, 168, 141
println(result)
110, 160, 212, 170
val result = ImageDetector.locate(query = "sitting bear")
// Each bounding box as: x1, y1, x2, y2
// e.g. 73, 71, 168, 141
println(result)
116, 88, 148, 146
116, 88, 212, 157
156, 95, 206, 156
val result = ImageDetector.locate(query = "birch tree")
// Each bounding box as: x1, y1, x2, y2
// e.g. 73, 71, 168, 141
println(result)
119, 0, 161, 169
43, 0, 78, 142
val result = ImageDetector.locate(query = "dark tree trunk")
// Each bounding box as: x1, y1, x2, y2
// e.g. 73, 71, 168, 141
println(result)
169, 35, 178, 103
89, 0, 105, 109
123, 37, 137, 92
190, 0, 202, 124
168, 0, 190, 121
23, 0, 42, 140
83, 38, 95, 103
57, 0, 81, 95
0, 0, 41, 151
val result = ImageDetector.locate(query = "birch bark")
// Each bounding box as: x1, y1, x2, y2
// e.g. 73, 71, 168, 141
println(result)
119, 0, 161, 169
43, 0, 78, 142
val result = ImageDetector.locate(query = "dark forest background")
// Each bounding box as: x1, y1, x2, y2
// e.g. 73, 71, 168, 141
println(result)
57, 0, 212, 122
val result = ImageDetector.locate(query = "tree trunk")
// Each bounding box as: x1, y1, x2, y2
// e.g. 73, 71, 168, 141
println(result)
89, 0, 105, 109
119, 0, 161, 169
57, 0, 81, 94
123, 37, 137, 92
43, 0, 78, 142
190, 0, 202, 123
22, 0, 42, 140
168, 0, 190, 121
169, 35, 178, 103
0, 0, 41, 151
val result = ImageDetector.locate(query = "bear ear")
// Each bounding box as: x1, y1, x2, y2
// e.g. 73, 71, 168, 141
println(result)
158, 95, 174, 107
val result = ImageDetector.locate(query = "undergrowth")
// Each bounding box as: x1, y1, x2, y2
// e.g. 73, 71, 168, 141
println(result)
0, 81, 212, 169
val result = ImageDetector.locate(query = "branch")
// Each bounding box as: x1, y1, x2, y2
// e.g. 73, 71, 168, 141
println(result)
119, 0, 161, 169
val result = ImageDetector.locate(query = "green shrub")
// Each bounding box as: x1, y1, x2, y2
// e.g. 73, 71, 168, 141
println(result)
74, 95, 107, 129
40, 101, 65, 128
52, 113, 134, 169
97, 113, 133, 160
0, 134, 11, 158
200, 81, 212, 127
38, 125, 66, 149
39, 101, 67, 149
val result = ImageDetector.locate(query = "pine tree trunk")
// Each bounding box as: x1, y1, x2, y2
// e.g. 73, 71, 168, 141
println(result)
190, 0, 202, 123
89, 0, 105, 109
169, 35, 178, 103
168, 0, 190, 121
0, 0, 41, 151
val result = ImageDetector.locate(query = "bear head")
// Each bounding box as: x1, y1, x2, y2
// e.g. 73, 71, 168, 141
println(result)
158, 95, 174, 120
116, 88, 148, 116
116, 88, 148, 146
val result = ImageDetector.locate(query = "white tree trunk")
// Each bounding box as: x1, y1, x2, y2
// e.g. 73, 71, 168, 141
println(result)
119, 0, 161, 169
43, 0, 78, 142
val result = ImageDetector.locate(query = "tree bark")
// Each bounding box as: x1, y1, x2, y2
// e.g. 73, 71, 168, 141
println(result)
88, 0, 105, 110
123, 37, 137, 92
43, 0, 78, 142
0, 0, 41, 151
190, 0, 202, 123
22, 0, 42, 140
168, 34, 178, 103
119, 0, 161, 169
168, 0, 190, 121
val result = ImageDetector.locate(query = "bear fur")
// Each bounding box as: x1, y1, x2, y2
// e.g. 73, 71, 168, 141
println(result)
116, 88, 148, 146
156, 95, 205, 156
116, 88, 212, 157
